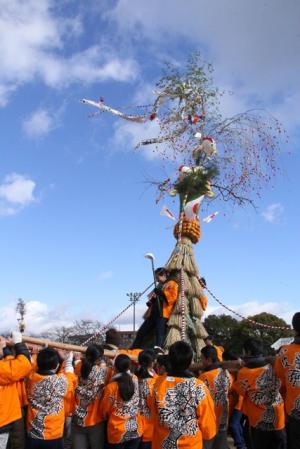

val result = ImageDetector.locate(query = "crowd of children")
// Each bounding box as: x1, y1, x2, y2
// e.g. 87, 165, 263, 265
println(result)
0, 312, 300, 449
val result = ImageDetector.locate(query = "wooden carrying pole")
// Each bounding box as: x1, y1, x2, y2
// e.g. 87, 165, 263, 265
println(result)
22, 335, 117, 358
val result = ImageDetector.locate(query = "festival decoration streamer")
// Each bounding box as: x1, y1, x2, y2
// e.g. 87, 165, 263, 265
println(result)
81, 98, 147, 123
160, 205, 176, 221
203, 212, 219, 223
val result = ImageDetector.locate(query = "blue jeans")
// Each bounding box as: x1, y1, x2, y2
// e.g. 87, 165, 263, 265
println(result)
230, 410, 247, 449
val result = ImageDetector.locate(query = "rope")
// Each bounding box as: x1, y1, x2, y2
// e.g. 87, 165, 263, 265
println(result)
82, 282, 154, 346
202, 283, 291, 331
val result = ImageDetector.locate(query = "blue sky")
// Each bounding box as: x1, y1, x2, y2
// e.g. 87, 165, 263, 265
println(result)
0, 0, 299, 334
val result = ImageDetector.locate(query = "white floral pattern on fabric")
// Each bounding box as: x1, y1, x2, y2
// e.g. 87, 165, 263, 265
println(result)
249, 365, 283, 431
73, 366, 107, 426
28, 375, 68, 438
109, 379, 140, 442
156, 378, 206, 449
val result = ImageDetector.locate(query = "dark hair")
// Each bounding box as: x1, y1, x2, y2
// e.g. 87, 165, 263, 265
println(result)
199, 277, 206, 287
81, 344, 103, 379
169, 341, 193, 371
222, 350, 240, 361
204, 334, 213, 342
201, 345, 218, 363
105, 328, 121, 347
114, 354, 135, 401
137, 351, 154, 379
243, 338, 264, 357
37, 348, 59, 371
155, 267, 168, 277
292, 312, 300, 334
156, 355, 171, 373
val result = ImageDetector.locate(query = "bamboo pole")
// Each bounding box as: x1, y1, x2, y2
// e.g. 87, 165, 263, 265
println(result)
21, 335, 140, 361
22, 335, 118, 358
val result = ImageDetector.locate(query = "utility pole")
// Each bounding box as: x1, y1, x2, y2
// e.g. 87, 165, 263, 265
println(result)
126, 292, 140, 333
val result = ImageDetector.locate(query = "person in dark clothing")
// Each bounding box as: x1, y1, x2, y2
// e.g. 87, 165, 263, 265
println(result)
131, 268, 178, 349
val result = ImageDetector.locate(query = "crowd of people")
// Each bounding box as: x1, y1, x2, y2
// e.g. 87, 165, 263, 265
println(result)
0, 313, 299, 449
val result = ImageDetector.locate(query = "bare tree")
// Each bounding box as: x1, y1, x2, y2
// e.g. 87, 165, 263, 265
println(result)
45, 319, 103, 345
16, 298, 26, 333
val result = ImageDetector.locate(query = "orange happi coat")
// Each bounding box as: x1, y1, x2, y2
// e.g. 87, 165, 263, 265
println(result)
151, 375, 216, 449
233, 363, 285, 430
27, 371, 74, 440
138, 377, 156, 442
274, 341, 300, 419
162, 280, 179, 319
100, 376, 143, 444
0, 354, 32, 428
199, 367, 233, 431
73, 365, 107, 427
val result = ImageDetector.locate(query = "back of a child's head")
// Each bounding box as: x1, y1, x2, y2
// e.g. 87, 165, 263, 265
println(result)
154, 267, 168, 277
292, 312, 300, 335
201, 345, 218, 363
81, 344, 103, 379
156, 354, 171, 374
169, 341, 193, 371
105, 328, 121, 347
243, 338, 264, 357
137, 350, 154, 379
37, 348, 59, 371
222, 349, 240, 361
114, 354, 134, 401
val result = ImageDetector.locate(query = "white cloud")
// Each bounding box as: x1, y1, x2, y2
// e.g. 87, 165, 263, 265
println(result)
204, 300, 295, 325
22, 108, 58, 138
113, 119, 164, 160
116, 303, 146, 331
108, 0, 300, 126
0, 173, 36, 216
0, 0, 138, 105
262, 203, 284, 223
0, 300, 74, 335
97, 270, 113, 281
114, 299, 295, 331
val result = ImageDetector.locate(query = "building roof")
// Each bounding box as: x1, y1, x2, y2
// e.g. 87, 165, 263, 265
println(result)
271, 337, 294, 351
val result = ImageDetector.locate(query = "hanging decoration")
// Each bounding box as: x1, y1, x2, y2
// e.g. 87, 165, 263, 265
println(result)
203, 211, 219, 223
160, 205, 177, 221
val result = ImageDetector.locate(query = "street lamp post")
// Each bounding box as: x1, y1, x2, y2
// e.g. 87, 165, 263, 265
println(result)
127, 292, 140, 333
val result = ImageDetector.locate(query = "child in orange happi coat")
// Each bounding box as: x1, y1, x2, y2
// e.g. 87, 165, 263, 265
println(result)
26, 348, 75, 449
72, 344, 108, 449
136, 351, 157, 449
274, 312, 300, 449
151, 341, 216, 449
234, 338, 286, 449
100, 354, 143, 449
200, 345, 233, 449
0, 332, 32, 449
222, 350, 247, 449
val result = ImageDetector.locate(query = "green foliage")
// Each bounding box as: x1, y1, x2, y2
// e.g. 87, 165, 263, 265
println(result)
204, 312, 293, 356
204, 314, 239, 349
174, 164, 219, 201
